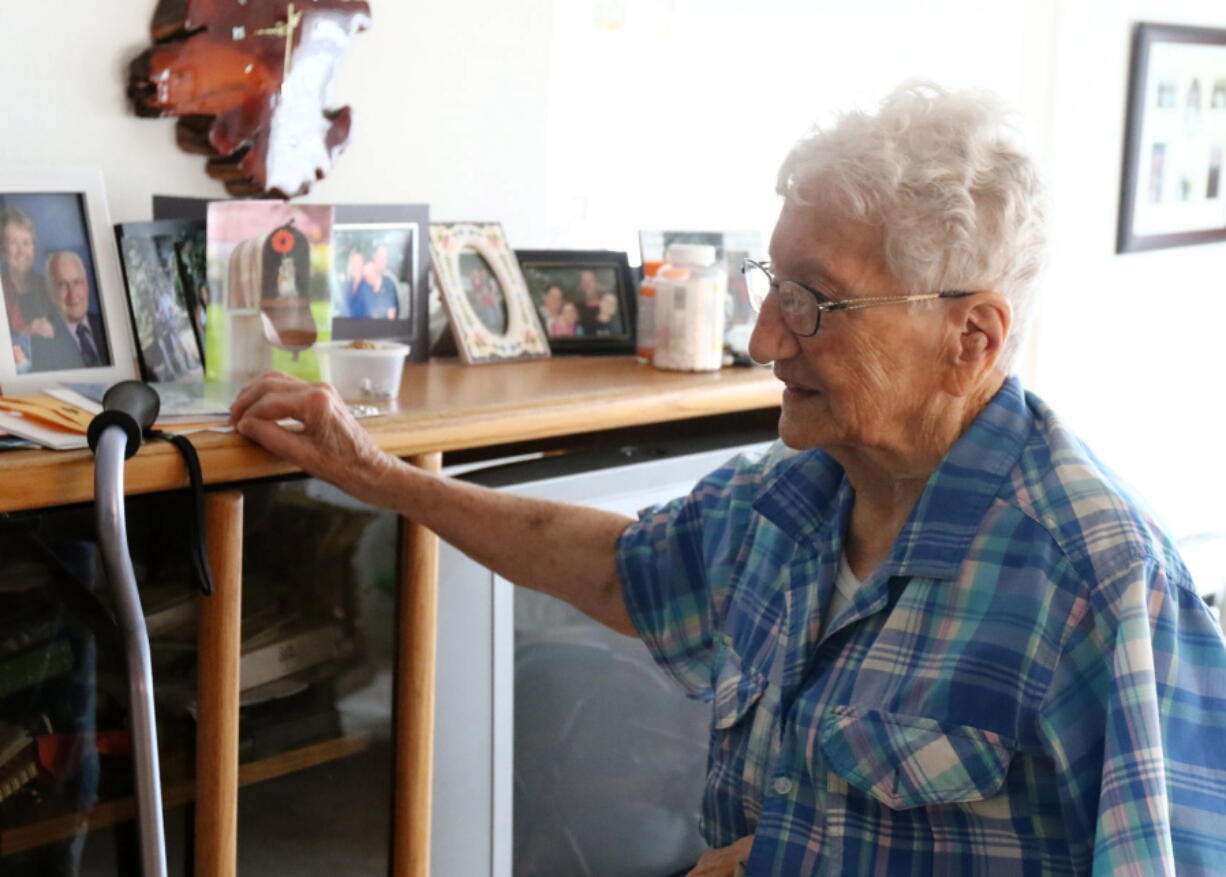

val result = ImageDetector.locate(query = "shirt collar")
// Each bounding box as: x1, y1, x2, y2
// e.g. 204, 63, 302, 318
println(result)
752, 376, 1032, 580
752, 445, 850, 548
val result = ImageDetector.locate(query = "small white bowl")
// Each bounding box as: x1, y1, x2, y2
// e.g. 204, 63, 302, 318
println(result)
316, 340, 411, 401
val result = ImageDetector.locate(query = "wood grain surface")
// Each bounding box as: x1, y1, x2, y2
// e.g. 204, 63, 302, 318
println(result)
0, 359, 780, 513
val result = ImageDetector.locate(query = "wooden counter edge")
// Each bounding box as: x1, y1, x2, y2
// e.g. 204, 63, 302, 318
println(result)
0, 374, 780, 513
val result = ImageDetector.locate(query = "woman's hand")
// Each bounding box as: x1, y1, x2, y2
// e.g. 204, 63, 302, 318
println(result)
229, 371, 399, 505
27, 317, 54, 339
686, 835, 754, 876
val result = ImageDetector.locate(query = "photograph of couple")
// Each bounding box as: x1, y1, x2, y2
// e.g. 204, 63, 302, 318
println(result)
332, 225, 415, 321
1, 197, 111, 375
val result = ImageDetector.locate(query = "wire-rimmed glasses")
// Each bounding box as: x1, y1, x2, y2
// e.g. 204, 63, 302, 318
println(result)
742, 258, 976, 337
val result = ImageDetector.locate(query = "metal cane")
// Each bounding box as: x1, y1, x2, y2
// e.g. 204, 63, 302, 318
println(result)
86, 380, 168, 877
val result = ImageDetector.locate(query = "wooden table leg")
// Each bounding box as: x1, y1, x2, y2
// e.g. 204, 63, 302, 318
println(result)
393, 452, 442, 877
195, 491, 243, 877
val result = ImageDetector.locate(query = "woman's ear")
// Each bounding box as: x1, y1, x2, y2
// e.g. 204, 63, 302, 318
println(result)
945, 292, 1011, 395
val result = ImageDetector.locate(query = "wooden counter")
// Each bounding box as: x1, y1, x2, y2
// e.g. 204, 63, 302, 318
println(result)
0, 358, 781, 514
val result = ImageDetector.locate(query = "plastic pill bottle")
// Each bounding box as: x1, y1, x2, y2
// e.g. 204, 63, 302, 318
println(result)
652, 244, 726, 372
636, 260, 664, 363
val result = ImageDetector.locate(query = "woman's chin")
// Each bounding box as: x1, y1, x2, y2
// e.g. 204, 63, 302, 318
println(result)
777, 406, 833, 450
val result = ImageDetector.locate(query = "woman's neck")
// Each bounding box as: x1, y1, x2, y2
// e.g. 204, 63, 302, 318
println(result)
834, 377, 1003, 579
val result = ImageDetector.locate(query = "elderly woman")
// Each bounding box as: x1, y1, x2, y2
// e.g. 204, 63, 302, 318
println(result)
231, 82, 1224, 875
0, 206, 55, 340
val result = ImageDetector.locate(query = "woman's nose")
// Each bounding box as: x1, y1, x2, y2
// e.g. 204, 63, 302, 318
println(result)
747, 291, 800, 365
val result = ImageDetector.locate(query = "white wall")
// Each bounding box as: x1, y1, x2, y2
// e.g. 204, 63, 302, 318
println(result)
542, 0, 1041, 256
0, 0, 554, 244
1034, 0, 1226, 546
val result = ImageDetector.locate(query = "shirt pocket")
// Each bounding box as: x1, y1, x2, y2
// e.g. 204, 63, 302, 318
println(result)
817, 705, 1014, 810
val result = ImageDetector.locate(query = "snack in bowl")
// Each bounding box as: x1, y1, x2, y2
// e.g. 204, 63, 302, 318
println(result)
316, 340, 411, 401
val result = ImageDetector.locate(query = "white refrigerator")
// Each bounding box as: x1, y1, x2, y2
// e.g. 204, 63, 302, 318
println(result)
431, 432, 775, 877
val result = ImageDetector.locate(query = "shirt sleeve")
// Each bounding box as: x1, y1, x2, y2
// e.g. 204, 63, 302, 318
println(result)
1037, 554, 1226, 874
615, 450, 768, 701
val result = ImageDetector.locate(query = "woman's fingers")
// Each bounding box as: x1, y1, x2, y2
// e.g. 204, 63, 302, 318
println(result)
233, 409, 310, 462
234, 388, 313, 430
229, 371, 304, 423
230, 374, 396, 503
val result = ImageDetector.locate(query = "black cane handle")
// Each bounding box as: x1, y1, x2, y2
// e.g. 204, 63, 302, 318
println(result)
87, 381, 162, 459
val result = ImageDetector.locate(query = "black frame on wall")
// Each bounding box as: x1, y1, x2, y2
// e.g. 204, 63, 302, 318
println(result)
1118, 22, 1226, 253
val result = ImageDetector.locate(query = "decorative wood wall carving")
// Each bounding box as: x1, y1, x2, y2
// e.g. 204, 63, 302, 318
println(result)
128, 0, 372, 198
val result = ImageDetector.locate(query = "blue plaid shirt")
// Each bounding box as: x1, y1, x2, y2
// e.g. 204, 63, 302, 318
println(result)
617, 376, 1226, 875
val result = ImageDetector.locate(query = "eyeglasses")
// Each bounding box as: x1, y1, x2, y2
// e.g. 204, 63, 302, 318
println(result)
742, 258, 976, 337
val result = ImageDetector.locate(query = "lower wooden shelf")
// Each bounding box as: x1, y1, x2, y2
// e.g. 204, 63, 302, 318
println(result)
0, 731, 372, 856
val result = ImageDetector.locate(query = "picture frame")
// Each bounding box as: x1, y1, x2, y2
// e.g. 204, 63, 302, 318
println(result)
0, 169, 139, 393
331, 203, 430, 362
515, 250, 637, 355
429, 223, 550, 365
205, 200, 335, 384
115, 218, 207, 383
638, 229, 763, 360
1118, 23, 1226, 253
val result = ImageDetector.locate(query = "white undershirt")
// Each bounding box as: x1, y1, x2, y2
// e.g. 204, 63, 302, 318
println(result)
828, 553, 865, 629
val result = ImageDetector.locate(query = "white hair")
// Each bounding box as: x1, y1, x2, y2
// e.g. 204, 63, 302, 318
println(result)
45, 249, 86, 284
776, 81, 1046, 373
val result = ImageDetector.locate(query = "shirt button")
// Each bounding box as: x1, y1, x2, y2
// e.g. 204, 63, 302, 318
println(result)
772, 776, 793, 796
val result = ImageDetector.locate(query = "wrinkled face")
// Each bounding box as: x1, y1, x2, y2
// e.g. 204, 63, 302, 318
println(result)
49, 255, 91, 323
748, 202, 948, 456
2, 223, 34, 275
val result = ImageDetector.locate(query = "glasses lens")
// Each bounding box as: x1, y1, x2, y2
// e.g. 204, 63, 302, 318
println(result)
778, 281, 819, 335
743, 260, 772, 311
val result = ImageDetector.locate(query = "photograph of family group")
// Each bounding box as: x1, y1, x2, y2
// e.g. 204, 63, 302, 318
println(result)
0, 194, 112, 376
517, 250, 636, 354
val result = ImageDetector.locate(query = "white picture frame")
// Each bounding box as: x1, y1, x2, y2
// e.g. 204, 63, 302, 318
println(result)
0, 169, 139, 393
430, 222, 550, 364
